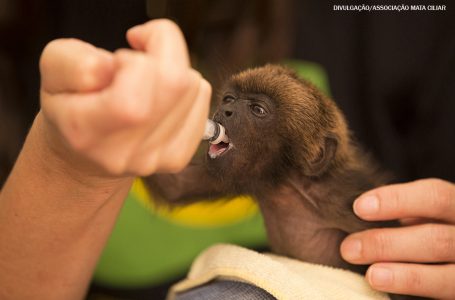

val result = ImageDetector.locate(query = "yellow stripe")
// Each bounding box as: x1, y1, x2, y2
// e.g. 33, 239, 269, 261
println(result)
131, 178, 259, 228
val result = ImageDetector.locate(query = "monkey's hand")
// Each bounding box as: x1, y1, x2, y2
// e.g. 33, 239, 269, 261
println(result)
144, 163, 231, 204
341, 178, 455, 299
38, 19, 211, 180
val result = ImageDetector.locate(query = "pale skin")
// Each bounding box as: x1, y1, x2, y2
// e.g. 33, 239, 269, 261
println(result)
0, 20, 453, 300
341, 178, 455, 299
0, 19, 211, 299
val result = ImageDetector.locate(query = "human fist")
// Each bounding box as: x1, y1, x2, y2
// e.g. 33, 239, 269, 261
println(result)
39, 19, 211, 177
341, 178, 455, 299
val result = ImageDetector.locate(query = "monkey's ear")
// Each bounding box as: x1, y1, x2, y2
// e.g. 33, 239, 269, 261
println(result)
304, 135, 338, 177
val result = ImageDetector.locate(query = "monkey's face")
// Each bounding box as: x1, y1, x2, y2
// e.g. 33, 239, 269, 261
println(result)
206, 64, 343, 189
206, 88, 286, 187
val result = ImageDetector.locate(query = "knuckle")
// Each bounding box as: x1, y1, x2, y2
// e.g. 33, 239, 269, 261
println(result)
446, 269, 455, 298
160, 68, 193, 97
426, 178, 454, 215
122, 104, 150, 125
426, 177, 448, 187
427, 224, 455, 261
151, 19, 180, 34
368, 230, 390, 259
109, 96, 150, 126
375, 185, 403, 215
77, 53, 98, 74
75, 55, 102, 89
114, 49, 146, 69
40, 38, 65, 55
110, 54, 154, 125
113, 48, 131, 62
39, 39, 69, 74
402, 268, 422, 290
39, 41, 56, 70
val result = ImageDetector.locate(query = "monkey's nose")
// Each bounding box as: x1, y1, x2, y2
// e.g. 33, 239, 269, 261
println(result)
224, 110, 233, 118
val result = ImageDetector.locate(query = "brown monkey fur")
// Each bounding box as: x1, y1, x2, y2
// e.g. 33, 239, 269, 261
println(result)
144, 65, 418, 299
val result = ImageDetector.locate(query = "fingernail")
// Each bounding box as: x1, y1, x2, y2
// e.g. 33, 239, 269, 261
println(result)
341, 239, 362, 261
354, 195, 379, 217
369, 266, 393, 287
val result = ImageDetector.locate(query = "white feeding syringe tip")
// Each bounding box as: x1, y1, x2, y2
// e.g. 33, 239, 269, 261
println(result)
202, 120, 229, 144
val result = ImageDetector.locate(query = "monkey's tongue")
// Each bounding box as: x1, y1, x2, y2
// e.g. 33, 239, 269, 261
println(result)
208, 142, 230, 159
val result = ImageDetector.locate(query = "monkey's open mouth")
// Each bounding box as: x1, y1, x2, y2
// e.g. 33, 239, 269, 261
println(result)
208, 142, 233, 159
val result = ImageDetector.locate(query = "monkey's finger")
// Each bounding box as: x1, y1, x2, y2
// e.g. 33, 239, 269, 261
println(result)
126, 19, 190, 69
365, 263, 455, 299
353, 178, 455, 223
340, 223, 455, 264
40, 38, 114, 94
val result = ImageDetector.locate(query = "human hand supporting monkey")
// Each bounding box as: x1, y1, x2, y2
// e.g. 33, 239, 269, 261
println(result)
39, 19, 211, 179
341, 178, 455, 299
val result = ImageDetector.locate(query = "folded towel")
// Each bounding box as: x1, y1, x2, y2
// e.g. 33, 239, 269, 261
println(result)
167, 244, 389, 300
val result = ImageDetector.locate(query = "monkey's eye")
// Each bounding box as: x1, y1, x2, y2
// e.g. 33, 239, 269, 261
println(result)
222, 95, 235, 103
250, 104, 267, 117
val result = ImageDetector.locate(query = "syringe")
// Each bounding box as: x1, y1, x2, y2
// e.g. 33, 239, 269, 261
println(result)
202, 120, 229, 144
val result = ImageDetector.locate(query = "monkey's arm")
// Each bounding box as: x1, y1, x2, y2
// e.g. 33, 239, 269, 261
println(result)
142, 164, 231, 203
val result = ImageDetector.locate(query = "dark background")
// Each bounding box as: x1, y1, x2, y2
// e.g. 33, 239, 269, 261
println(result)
1, 0, 453, 185
0, 0, 454, 297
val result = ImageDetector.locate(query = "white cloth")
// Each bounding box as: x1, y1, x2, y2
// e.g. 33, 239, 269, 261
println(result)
167, 244, 389, 300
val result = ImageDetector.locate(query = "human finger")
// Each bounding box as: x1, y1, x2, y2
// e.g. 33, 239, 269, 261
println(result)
353, 179, 455, 223
126, 19, 190, 68
126, 70, 206, 174
41, 49, 157, 153
340, 223, 455, 264
399, 217, 435, 226
366, 263, 455, 299
40, 38, 114, 94
157, 78, 211, 173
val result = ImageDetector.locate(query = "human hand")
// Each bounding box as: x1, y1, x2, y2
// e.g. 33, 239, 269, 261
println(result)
340, 178, 455, 299
38, 19, 211, 178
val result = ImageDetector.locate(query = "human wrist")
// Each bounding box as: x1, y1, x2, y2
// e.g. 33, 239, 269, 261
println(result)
32, 112, 132, 187
0, 114, 133, 300
24, 113, 133, 205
